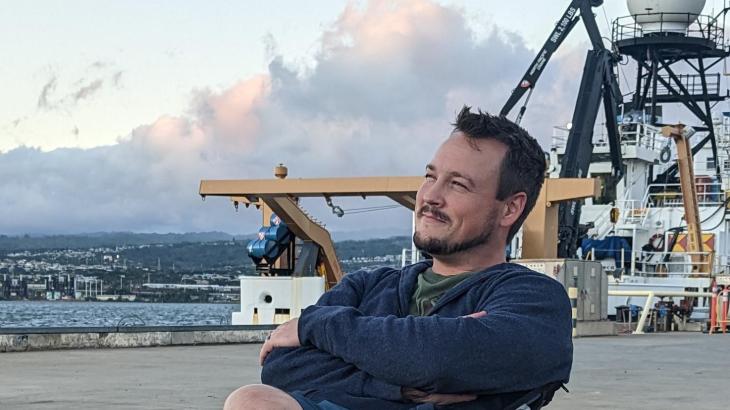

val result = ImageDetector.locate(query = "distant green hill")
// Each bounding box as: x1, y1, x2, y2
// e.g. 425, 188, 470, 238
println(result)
0, 232, 412, 262
0, 232, 241, 251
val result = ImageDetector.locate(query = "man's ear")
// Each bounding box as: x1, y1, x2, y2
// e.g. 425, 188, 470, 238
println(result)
500, 192, 527, 228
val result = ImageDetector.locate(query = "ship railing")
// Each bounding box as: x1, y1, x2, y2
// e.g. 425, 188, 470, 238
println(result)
614, 199, 647, 226
550, 126, 570, 150
644, 182, 725, 208
719, 115, 730, 148
618, 122, 665, 154
715, 253, 730, 274
550, 125, 613, 151
638, 187, 657, 225
585, 193, 641, 239
628, 250, 716, 278
585, 248, 716, 277
587, 208, 614, 238
550, 122, 665, 155
649, 73, 721, 100
613, 13, 724, 47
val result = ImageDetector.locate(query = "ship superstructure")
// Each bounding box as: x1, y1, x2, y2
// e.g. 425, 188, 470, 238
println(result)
545, 0, 730, 320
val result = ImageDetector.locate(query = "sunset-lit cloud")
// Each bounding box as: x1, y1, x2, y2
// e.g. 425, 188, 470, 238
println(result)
0, 0, 588, 236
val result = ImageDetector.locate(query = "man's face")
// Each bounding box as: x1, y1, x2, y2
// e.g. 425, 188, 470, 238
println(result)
413, 132, 507, 257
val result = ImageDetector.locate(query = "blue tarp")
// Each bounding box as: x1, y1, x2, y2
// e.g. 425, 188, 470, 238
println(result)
581, 236, 631, 265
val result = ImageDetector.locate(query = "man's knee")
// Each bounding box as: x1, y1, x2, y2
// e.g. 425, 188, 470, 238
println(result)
224, 384, 303, 410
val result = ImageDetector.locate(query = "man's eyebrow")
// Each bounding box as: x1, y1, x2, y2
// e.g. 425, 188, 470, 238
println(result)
449, 171, 475, 188
425, 165, 475, 188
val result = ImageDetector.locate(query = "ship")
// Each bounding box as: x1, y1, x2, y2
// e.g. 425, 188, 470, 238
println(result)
537, 0, 730, 326
199, 0, 730, 334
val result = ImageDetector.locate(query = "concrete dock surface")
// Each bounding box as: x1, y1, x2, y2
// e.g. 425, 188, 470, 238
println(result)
0, 332, 727, 409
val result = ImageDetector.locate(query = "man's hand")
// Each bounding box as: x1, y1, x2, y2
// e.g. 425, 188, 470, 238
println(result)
402, 387, 477, 405
259, 318, 300, 365
462, 311, 487, 319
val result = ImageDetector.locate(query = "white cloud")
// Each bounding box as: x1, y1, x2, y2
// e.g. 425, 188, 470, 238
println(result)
0, 0, 583, 235
36, 76, 58, 110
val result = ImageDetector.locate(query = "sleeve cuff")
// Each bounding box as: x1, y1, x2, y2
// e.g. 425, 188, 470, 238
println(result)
297, 304, 321, 346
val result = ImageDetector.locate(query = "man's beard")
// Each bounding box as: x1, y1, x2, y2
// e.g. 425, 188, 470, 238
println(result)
413, 205, 498, 256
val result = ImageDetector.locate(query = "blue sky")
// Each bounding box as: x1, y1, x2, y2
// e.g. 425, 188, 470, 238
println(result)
0, 0, 641, 152
0, 0, 721, 236
2, 0, 343, 150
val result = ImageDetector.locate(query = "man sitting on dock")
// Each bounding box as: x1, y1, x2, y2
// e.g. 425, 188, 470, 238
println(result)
224, 106, 573, 409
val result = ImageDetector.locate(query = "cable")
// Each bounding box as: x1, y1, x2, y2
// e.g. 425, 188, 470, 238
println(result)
700, 195, 730, 223
661, 195, 730, 232
342, 205, 401, 215
341, 205, 400, 212
601, 4, 635, 94
600, 5, 612, 37
325, 197, 403, 217
703, 203, 729, 231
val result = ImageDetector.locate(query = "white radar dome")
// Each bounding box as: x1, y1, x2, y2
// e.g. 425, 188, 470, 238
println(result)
627, 0, 706, 33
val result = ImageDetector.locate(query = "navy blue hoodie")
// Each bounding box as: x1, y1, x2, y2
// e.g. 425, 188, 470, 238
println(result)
261, 261, 573, 409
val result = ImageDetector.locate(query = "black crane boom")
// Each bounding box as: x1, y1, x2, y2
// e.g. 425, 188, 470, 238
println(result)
501, 0, 624, 258
500, 0, 599, 120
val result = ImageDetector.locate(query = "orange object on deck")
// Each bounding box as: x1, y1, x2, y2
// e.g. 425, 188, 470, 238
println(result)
722, 289, 729, 334
710, 281, 718, 333
709, 280, 730, 334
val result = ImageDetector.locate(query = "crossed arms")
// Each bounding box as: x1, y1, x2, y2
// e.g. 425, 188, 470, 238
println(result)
261, 270, 572, 400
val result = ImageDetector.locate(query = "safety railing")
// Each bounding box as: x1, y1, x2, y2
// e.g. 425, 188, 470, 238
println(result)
631, 251, 715, 278
549, 125, 614, 151
550, 126, 570, 150
716, 114, 730, 150
649, 73, 721, 99
587, 207, 614, 238
550, 122, 665, 155
618, 122, 666, 154
644, 182, 725, 208
613, 13, 725, 47
585, 248, 719, 278
615, 199, 648, 225
585, 199, 648, 240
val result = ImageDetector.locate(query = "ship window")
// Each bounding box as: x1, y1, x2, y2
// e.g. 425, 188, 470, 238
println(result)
706, 157, 716, 170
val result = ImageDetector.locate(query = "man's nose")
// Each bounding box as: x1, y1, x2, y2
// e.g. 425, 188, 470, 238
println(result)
420, 180, 445, 207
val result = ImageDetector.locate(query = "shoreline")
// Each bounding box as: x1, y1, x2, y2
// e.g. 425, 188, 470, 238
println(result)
0, 324, 274, 352
0, 299, 238, 304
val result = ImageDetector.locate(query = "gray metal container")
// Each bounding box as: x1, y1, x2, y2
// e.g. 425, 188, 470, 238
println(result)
515, 259, 608, 321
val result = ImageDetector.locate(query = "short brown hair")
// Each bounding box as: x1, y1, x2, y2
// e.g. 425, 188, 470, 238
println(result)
453, 106, 546, 242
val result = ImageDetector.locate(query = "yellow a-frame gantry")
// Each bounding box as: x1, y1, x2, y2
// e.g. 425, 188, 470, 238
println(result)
200, 165, 420, 287
199, 164, 599, 287
661, 124, 712, 274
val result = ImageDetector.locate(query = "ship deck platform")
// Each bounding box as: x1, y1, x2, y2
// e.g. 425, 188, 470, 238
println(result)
0, 332, 726, 409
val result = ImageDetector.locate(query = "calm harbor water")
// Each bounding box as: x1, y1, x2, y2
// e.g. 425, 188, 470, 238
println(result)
0, 300, 239, 328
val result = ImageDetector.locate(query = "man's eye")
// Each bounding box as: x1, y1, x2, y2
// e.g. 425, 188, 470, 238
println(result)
452, 181, 468, 189
424, 174, 436, 181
